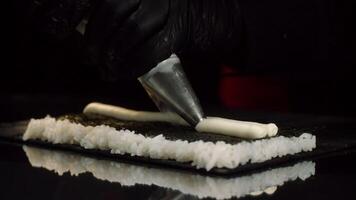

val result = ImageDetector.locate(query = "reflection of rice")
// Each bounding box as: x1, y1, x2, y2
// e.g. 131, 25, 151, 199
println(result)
24, 146, 315, 200
23, 116, 316, 171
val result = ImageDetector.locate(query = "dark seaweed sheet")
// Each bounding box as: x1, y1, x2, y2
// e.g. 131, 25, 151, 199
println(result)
61, 114, 301, 144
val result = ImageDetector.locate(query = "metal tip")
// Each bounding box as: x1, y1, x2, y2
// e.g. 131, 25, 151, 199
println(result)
138, 54, 205, 126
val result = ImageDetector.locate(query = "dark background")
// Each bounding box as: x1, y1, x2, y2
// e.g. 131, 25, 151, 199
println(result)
1, 2, 356, 199
2, 0, 355, 122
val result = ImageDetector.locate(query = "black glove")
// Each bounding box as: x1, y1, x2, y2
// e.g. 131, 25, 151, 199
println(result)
19, 0, 243, 80
84, 0, 243, 80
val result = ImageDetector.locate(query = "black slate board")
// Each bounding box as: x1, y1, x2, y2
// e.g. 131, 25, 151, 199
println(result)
1, 114, 356, 176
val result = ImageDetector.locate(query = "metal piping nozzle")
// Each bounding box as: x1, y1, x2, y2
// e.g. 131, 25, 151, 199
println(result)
138, 54, 205, 126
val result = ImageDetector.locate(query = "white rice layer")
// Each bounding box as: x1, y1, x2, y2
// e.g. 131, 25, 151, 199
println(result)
24, 146, 315, 200
23, 116, 316, 171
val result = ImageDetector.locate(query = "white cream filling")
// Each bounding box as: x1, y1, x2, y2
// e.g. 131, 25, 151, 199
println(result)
196, 117, 278, 139
24, 146, 315, 200
83, 102, 188, 125
84, 102, 278, 139
23, 116, 316, 171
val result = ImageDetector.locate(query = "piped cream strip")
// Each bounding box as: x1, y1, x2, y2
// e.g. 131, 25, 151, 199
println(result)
83, 102, 188, 125
23, 116, 316, 171
196, 117, 278, 139
24, 146, 315, 200
83, 102, 278, 139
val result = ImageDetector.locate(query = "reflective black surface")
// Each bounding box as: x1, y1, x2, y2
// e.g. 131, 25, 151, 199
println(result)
1, 142, 356, 200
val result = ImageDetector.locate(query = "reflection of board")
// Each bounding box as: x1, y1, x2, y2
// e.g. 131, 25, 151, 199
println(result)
0, 114, 355, 175
23, 146, 315, 199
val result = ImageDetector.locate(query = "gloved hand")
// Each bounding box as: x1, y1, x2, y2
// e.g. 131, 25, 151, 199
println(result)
21, 0, 243, 80
84, 0, 243, 80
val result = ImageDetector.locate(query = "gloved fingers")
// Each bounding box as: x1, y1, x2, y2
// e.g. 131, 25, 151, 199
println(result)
104, 0, 169, 76
30, 0, 91, 40
115, 28, 174, 80
16, 0, 49, 32
84, 0, 140, 65
25, 0, 50, 18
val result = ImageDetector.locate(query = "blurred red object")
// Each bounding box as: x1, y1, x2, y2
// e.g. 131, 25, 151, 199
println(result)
219, 65, 289, 112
